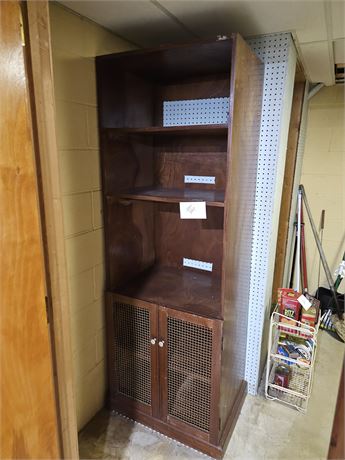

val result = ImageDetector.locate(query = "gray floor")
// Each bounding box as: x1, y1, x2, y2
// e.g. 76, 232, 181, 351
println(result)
79, 331, 344, 460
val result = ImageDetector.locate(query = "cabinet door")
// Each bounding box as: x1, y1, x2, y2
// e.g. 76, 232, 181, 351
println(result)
107, 294, 160, 417
159, 308, 222, 442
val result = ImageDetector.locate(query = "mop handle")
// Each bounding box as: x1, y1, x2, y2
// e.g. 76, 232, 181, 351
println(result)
296, 190, 302, 292
334, 251, 345, 291
320, 210, 325, 229
317, 210, 325, 290
299, 185, 342, 319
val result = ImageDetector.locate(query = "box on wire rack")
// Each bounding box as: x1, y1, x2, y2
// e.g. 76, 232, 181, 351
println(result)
277, 288, 301, 335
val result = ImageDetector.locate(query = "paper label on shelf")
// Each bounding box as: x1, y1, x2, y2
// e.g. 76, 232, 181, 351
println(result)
298, 294, 312, 311
179, 202, 206, 219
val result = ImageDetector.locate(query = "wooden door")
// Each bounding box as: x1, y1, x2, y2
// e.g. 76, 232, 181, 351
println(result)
158, 307, 222, 443
0, 1, 60, 458
107, 294, 160, 418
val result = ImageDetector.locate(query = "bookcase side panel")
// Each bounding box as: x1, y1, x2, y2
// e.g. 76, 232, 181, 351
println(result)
219, 34, 264, 435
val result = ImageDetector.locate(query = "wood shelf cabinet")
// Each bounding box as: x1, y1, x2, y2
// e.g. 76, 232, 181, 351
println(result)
107, 295, 221, 437
97, 34, 264, 458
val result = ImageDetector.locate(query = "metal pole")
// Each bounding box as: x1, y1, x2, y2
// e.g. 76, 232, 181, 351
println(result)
317, 210, 325, 293
300, 185, 342, 319
296, 189, 302, 292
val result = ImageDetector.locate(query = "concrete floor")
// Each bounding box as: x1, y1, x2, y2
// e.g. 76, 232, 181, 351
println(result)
79, 331, 344, 460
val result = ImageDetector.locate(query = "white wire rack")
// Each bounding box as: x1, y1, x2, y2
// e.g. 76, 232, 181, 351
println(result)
265, 309, 320, 413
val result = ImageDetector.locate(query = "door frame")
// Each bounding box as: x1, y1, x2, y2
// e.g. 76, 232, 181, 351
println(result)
24, 2, 79, 458
1, 1, 62, 456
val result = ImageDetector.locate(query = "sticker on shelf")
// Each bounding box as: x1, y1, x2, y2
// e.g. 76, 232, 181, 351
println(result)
298, 294, 312, 311
183, 258, 213, 272
179, 202, 206, 219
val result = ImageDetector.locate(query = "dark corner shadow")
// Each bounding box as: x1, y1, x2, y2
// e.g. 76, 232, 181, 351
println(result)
78, 409, 135, 459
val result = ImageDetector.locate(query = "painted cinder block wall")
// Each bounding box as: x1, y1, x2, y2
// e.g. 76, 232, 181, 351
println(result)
49, 3, 134, 430
301, 85, 345, 294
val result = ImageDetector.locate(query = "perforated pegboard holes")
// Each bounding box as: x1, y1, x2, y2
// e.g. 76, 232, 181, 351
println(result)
183, 258, 213, 272
245, 34, 295, 395
184, 176, 215, 185
163, 97, 230, 126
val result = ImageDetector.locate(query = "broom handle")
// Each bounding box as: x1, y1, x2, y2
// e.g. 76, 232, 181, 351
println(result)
296, 190, 302, 292
299, 185, 342, 319
301, 205, 308, 291
334, 251, 345, 291
317, 210, 325, 290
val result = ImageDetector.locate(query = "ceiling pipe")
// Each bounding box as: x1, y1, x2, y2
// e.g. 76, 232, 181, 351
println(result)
308, 83, 324, 100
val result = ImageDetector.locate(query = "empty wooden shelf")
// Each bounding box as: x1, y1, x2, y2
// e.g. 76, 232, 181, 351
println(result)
114, 265, 222, 318
96, 34, 263, 458
108, 187, 225, 207
104, 124, 228, 136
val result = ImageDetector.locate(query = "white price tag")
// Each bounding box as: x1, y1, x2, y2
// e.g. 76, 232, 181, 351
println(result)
179, 202, 206, 219
298, 294, 312, 311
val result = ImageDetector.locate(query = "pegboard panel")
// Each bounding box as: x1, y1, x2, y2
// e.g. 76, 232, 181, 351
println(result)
244, 34, 298, 394
163, 97, 229, 126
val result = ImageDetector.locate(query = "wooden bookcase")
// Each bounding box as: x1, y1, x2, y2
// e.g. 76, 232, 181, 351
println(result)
96, 35, 263, 458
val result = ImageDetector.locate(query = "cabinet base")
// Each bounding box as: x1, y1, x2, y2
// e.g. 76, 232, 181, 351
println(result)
109, 381, 247, 459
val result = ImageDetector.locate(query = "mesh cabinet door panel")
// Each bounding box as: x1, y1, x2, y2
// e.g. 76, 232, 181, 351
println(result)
167, 315, 214, 432
113, 300, 152, 405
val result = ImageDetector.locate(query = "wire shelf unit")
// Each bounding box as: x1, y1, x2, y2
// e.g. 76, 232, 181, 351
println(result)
265, 309, 320, 413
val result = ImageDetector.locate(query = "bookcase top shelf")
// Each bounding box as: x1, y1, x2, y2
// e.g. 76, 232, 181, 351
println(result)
96, 38, 233, 81
104, 124, 228, 136
108, 187, 225, 207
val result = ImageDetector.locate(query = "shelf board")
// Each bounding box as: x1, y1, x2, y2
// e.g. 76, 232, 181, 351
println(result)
109, 187, 225, 207
114, 266, 222, 319
104, 124, 228, 136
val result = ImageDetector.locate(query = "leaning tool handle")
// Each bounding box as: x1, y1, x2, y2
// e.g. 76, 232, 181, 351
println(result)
299, 185, 343, 319
317, 209, 325, 291
320, 210, 325, 230
334, 251, 345, 291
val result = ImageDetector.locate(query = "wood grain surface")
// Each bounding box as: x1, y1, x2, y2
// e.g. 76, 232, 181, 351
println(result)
219, 33, 264, 436
24, 1, 79, 457
272, 80, 306, 302
116, 266, 222, 318
328, 363, 344, 460
0, 2, 60, 458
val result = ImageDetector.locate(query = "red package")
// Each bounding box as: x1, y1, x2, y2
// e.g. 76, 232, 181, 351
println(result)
274, 365, 290, 388
278, 288, 301, 334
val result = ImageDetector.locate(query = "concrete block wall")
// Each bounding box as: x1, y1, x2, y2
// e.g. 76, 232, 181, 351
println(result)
301, 85, 345, 293
49, 3, 134, 430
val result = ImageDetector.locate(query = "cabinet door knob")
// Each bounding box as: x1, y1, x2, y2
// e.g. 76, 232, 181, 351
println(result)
150, 338, 157, 345
158, 340, 165, 348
